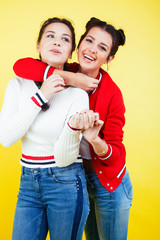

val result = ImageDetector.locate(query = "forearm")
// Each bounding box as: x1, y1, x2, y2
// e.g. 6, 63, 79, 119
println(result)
54, 69, 78, 86
13, 58, 98, 91
54, 69, 98, 91
90, 136, 108, 156
13, 58, 55, 82
54, 123, 81, 167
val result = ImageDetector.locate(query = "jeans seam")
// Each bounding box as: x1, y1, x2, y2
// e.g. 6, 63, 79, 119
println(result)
122, 181, 133, 200
110, 194, 114, 240
37, 209, 46, 240
71, 175, 83, 240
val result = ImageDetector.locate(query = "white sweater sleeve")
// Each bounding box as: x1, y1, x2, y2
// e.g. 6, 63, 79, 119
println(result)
54, 89, 89, 167
0, 79, 45, 147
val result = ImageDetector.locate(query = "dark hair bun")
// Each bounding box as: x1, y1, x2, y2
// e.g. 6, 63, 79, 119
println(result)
86, 17, 108, 31
117, 29, 126, 46
86, 17, 100, 29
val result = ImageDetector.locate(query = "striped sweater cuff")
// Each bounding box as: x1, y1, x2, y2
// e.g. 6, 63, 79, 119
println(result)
31, 90, 48, 107
67, 121, 82, 131
43, 65, 55, 81
97, 144, 112, 160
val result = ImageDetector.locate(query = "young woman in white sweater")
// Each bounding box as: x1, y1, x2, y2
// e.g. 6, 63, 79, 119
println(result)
0, 17, 99, 240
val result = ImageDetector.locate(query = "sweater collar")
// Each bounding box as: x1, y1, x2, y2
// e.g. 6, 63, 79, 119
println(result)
90, 72, 102, 95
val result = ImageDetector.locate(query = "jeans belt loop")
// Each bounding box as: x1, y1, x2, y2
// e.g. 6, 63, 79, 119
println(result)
21, 166, 24, 175
48, 167, 52, 176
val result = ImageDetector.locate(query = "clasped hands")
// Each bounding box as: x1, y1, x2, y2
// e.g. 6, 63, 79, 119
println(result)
69, 110, 104, 143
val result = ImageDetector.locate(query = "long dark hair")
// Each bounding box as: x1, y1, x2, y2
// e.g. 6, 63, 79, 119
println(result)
36, 17, 76, 111
78, 17, 126, 61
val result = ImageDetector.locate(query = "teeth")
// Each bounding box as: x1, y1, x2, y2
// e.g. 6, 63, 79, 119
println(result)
84, 54, 94, 61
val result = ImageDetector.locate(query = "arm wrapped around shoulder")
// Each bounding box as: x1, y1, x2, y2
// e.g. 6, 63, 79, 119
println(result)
13, 57, 55, 82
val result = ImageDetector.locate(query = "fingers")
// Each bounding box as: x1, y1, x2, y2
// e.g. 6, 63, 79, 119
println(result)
69, 111, 94, 130
95, 120, 104, 128
76, 110, 100, 130
40, 74, 66, 99
93, 79, 99, 85
83, 110, 95, 129
90, 78, 99, 88
86, 79, 99, 92
78, 110, 94, 129
69, 110, 103, 131
69, 113, 84, 130
46, 74, 65, 87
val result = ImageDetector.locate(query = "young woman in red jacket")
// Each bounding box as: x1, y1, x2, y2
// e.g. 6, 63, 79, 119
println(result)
13, 17, 133, 240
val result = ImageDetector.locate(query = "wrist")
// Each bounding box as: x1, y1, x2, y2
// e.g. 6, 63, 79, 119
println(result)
62, 72, 78, 87
89, 136, 101, 145
67, 121, 82, 131
90, 137, 108, 156
95, 142, 108, 156
54, 69, 70, 85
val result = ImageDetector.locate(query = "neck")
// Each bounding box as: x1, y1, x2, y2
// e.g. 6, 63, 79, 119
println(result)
50, 63, 64, 70
42, 60, 64, 70
78, 66, 99, 78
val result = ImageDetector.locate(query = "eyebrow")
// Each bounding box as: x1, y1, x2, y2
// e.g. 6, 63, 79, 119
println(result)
46, 31, 71, 38
87, 35, 109, 49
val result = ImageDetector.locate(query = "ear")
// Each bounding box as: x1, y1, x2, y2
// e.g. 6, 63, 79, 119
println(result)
68, 52, 72, 59
104, 55, 115, 64
36, 43, 40, 53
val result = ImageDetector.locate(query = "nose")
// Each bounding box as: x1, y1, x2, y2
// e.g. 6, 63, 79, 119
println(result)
53, 41, 61, 46
52, 38, 61, 46
89, 46, 97, 54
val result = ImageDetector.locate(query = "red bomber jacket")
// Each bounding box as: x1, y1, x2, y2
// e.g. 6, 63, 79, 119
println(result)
13, 58, 126, 193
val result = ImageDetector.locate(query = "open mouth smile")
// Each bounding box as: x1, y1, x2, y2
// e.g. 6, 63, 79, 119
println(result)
84, 54, 96, 62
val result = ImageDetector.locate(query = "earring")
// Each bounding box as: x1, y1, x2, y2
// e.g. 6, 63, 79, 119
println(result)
106, 62, 109, 71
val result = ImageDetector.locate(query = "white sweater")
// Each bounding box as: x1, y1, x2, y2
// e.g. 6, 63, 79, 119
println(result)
0, 77, 89, 168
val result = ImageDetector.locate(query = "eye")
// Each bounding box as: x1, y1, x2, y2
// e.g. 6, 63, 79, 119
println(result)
99, 45, 107, 51
62, 37, 70, 42
85, 38, 92, 43
47, 34, 54, 38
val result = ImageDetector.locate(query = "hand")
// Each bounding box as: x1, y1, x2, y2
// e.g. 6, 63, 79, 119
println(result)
69, 110, 98, 130
82, 118, 104, 143
54, 70, 99, 92
40, 74, 65, 100
74, 73, 99, 92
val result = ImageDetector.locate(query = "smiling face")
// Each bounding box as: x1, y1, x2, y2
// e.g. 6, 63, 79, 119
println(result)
36, 22, 73, 69
78, 27, 114, 77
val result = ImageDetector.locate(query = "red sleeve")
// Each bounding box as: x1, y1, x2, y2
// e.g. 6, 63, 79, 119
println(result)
90, 70, 126, 165
13, 58, 55, 82
100, 86, 126, 164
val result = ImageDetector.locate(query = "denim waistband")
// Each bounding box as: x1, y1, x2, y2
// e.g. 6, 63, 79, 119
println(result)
22, 162, 84, 175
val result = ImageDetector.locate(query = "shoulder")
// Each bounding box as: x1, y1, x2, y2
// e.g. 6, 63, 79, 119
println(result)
5, 77, 35, 95
8, 77, 30, 86
64, 87, 88, 106
68, 87, 88, 97
5, 77, 24, 91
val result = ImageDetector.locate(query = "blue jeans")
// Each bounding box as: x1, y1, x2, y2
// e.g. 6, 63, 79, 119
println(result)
12, 163, 89, 240
85, 170, 133, 240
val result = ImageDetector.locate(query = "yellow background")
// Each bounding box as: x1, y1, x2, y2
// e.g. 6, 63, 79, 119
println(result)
0, 0, 160, 239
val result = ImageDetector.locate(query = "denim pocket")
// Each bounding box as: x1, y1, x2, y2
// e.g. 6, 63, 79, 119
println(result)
87, 172, 105, 189
51, 164, 85, 184
122, 172, 133, 200
52, 170, 77, 184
